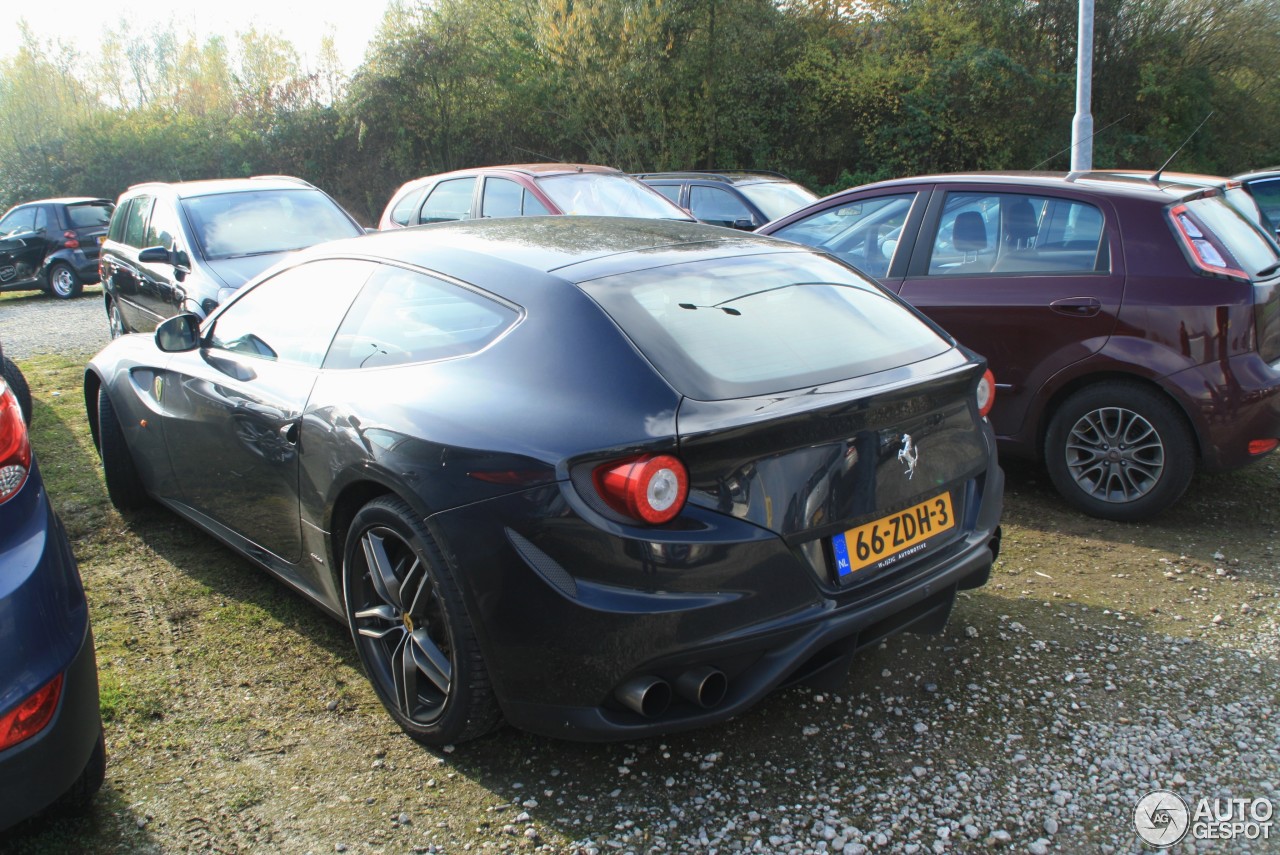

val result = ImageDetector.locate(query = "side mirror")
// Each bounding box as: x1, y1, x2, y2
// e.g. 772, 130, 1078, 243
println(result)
732, 218, 756, 231
155, 314, 202, 353
138, 245, 171, 264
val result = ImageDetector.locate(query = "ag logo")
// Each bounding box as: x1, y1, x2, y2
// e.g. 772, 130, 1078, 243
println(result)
1134, 790, 1190, 848
0, 265, 14, 282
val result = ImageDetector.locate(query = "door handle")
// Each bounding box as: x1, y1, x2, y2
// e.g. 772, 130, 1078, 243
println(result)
1049, 296, 1102, 317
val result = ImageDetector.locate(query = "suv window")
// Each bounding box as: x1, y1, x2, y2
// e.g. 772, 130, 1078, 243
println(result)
928, 193, 1105, 275
771, 193, 917, 278
325, 265, 519, 370
1249, 178, 1280, 228
578, 251, 949, 400
650, 184, 682, 205
209, 259, 376, 367
123, 197, 155, 248
419, 178, 476, 224
689, 186, 754, 228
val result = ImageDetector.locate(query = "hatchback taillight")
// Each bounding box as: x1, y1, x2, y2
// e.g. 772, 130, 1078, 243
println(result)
0, 674, 62, 751
593, 454, 689, 524
62, 230, 79, 249
976, 368, 996, 419
0, 383, 31, 504
1169, 204, 1247, 279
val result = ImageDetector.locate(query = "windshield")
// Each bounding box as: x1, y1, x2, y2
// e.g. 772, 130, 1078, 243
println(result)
578, 251, 949, 400
737, 181, 819, 222
182, 189, 362, 260
536, 173, 692, 220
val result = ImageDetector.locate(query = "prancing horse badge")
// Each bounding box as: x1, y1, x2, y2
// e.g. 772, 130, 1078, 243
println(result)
897, 434, 919, 480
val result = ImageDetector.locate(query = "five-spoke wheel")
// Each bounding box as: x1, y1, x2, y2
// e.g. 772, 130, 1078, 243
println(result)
343, 496, 499, 745
1045, 382, 1194, 521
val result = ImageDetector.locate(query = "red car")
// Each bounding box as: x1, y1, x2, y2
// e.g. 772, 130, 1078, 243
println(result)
761, 171, 1280, 521
378, 164, 694, 229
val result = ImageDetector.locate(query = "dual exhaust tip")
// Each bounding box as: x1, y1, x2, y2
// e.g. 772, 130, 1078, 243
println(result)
615, 666, 727, 718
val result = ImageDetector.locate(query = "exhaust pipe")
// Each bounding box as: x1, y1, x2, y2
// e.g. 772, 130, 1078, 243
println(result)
675, 666, 728, 709
615, 676, 671, 717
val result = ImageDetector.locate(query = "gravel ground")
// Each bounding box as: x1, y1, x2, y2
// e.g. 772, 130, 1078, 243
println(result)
1, 290, 1278, 854
0, 288, 111, 358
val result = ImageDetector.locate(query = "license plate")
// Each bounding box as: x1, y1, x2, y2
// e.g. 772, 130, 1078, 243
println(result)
832, 492, 955, 579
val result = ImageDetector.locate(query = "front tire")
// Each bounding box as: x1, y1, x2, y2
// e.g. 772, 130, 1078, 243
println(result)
1044, 382, 1195, 521
343, 496, 500, 745
96, 386, 151, 511
47, 263, 82, 299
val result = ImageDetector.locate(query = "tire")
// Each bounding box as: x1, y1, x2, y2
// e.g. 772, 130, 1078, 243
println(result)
107, 297, 128, 338
343, 495, 500, 745
54, 730, 105, 813
1044, 382, 1195, 521
2, 355, 32, 425
96, 386, 151, 511
47, 263, 83, 299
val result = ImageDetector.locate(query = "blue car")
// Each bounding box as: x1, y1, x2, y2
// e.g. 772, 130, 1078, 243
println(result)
0, 356, 104, 831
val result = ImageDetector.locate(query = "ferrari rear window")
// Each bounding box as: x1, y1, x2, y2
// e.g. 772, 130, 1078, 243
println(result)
578, 251, 951, 400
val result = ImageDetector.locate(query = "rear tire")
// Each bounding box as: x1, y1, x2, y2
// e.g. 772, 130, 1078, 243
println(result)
343, 495, 500, 745
96, 386, 151, 511
47, 263, 82, 299
107, 298, 128, 338
2, 355, 32, 425
55, 730, 105, 813
1044, 382, 1195, 521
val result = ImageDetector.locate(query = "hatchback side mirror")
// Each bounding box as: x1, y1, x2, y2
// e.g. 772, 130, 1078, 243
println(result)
155, 313, 202, 353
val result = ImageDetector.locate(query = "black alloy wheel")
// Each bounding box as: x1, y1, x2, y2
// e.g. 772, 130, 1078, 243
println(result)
1045, 382, 1195, 521
343, 496, 500, 745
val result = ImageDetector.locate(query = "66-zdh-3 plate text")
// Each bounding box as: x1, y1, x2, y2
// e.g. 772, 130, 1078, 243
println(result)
832, 493, 955, 579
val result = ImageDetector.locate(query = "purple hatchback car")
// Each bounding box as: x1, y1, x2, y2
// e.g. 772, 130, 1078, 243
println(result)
762, 171, 1280, 521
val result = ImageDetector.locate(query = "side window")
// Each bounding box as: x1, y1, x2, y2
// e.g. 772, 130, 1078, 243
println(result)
418, 178, 476, 224
1249, 179, 1280, 229
480, 177, 524, 219
32, 207, 48, 233
650, 184, 682, 204
929, 193, 1106, 275
107, 200, 131, 243
324, 264, 519, 370
689, 186, 754, 228
144, 202, 182, 251
390, 186, 426, 227
209, 259, 377, 367
771, 193, 917, 278
522, 191, 550, 216
123, 196, 154, 248
0, 207, 36, 236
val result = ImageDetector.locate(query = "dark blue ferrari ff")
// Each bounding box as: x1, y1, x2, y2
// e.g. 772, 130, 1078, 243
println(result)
1, 356, 104, 830
85, 217, 1002, 745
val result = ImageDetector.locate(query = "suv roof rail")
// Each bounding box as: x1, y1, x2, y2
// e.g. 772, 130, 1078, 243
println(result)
251, 174, 316, 188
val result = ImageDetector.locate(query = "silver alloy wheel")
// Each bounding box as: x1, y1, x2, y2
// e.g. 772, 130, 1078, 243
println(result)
350, 526, 454, 725
108, 301, 125, 338
49, 264, 77, 297
1063, 405, 1164, 503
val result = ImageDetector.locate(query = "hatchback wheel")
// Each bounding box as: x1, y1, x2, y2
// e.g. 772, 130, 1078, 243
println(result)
343, 496, 500, 745
47, 263, 83, 299
1045, 382, 1194, 521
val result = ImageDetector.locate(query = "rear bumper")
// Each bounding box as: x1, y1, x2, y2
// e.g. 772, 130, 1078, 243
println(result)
0, 627, 103, 832
431, 464, 1002, 742
1164, 351, 1280, 471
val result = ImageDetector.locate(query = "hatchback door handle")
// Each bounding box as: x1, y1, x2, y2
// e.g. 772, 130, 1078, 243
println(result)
1050, 296, 1102, 317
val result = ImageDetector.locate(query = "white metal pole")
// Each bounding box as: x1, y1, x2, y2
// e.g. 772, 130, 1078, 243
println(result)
1071, 0, 1095, 172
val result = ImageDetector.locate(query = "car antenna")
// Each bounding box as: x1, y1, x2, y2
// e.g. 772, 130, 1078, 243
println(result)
1150, 111, 1213, 185
512, 146, 560, 163
1029, 113, 1129, 172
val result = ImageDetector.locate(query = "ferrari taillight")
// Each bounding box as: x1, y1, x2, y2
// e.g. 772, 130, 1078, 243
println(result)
976, 368, 996, 419
593, 454, 689, 524
0, 383, 31, 504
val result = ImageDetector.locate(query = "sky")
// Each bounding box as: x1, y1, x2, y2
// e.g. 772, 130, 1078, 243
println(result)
7, 1, 394, 74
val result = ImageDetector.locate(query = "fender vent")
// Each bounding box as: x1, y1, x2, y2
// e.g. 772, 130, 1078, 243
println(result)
506, 528, 578, 599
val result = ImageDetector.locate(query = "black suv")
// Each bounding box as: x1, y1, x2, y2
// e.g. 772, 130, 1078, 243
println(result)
0, 198, 113, 298
634, 171, 817, 229
100, 176, 365, 336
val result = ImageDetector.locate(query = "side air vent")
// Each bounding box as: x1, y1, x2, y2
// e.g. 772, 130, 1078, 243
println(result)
506, 528, 578, 598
